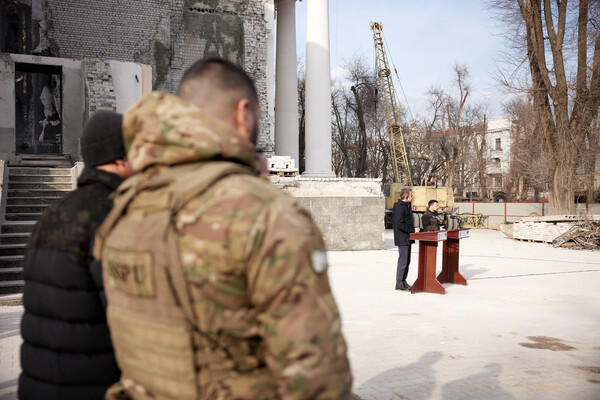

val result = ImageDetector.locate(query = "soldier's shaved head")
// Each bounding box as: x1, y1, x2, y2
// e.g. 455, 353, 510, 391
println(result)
178, 58, 260, 143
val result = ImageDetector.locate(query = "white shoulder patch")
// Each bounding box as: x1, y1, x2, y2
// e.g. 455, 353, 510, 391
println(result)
311, 250, 328, 274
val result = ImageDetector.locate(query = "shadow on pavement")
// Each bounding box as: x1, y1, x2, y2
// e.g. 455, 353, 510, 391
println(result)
460, 263, 488, 279
0, 378, 17, 400
441, 363, 516, 400
354, 351, 443, 400
0, 309, 21, 341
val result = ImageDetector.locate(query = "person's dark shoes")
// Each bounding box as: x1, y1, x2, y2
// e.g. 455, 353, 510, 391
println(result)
395, 282, 411, 291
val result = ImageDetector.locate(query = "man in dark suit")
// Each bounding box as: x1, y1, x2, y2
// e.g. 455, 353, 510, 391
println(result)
393, 188, 420, 291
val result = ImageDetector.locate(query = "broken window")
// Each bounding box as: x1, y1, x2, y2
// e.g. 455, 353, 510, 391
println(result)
495, 138, 501, 151
15, 63, 62, 154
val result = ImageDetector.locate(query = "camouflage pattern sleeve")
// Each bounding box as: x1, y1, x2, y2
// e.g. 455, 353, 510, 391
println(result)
247, 196, 353, 400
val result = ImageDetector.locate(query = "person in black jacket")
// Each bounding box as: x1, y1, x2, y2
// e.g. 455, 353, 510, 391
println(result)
393, 188, 420, 291
19, 111, 134, 400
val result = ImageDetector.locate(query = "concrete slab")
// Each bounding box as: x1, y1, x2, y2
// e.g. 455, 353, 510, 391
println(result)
1, 229, 599, 399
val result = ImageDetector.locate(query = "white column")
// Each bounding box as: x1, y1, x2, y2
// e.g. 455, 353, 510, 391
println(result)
275, 0, 299, 162
264, 1, 276, 152
303, 0, 335, 177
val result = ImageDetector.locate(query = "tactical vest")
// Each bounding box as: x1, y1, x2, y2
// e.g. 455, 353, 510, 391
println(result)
94, 161, 260, 400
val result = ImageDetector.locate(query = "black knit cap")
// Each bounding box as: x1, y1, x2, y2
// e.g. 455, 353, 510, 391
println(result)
80, 111, 126, 167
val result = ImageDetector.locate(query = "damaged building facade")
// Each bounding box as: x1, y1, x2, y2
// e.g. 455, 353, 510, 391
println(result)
0, 0, 385, 255
0, 0, 274, 164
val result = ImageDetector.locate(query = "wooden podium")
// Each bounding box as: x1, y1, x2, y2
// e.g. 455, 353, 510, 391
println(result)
409, 229, 470, 294
409, 231, 448, 294
438, 229, 470, 285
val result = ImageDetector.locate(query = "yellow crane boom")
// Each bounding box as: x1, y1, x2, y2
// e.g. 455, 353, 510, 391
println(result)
370, 21, 412, 186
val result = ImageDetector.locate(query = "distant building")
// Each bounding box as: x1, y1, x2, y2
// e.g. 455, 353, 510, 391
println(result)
485, 117, 512, 201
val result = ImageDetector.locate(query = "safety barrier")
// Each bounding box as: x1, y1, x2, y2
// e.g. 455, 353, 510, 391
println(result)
455, 213, 489, 229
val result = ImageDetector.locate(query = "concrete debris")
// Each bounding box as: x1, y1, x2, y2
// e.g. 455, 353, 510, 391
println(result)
499, 222, 513, 239
552, 219, 600, 250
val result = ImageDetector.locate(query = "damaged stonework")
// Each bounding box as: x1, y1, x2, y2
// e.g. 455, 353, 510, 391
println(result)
28, 0, 273, 153
0, 53, 150, 164
84, 59, 117, 116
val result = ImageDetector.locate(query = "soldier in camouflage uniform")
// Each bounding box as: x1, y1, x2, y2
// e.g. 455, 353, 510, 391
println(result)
95, 58, 352, 399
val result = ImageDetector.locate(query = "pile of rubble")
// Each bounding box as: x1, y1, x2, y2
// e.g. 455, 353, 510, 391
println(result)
500, 213, 600, 250
552, 218, 600, 250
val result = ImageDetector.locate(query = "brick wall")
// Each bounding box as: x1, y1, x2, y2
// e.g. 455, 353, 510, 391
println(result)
38, 0, 272, 150
84, 59, 117, 116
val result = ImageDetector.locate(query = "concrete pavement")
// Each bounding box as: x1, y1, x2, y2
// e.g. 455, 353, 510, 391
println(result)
0, 306, 21, 400
1, 229, 599, 399
330, 229, 600, 400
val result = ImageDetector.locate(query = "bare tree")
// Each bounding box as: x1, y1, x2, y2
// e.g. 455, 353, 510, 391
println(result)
434, 64, 475, 198
419, 87, 450, 185
473, 112, 489, 201
331, 83, 353, 176
582, 113, 600, 201
490, 0, 600, 213
329, 54, 382, 178
504, 96, 549, 201
344, 55, 377, 177
297, 62, 306, 174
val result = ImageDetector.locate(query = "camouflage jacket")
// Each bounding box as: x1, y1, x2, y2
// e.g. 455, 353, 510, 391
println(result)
99, 92, 352, 399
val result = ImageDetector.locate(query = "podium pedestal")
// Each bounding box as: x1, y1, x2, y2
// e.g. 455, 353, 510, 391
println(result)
438, 229, 470, 285
409, 231, 448, 294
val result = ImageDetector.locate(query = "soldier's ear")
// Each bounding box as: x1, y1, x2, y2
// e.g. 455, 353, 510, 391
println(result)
233, 98, 253, 140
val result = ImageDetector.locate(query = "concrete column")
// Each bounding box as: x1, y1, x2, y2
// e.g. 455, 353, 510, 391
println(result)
303, 0, 335, 177
265, 1, 276, 152
275, 0, 299, 162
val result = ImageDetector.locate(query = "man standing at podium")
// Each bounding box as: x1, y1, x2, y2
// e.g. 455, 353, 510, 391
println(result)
393, 188, 420, 291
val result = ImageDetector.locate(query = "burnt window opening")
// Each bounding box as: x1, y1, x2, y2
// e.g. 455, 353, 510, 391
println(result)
15, 63, 63, 154
0, 1, 32, 54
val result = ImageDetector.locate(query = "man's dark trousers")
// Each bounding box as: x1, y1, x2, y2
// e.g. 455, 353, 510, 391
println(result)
396, 244, 411, 288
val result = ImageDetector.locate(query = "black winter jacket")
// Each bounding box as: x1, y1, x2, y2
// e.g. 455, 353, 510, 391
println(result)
392, 200, 416, 246
19, 168, 123, 400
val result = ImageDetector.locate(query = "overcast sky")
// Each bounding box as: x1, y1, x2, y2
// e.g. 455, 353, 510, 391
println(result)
294, 0, 511, 119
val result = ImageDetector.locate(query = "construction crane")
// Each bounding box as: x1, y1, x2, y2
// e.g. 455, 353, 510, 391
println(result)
370, 21, 412, 186
370, 21, 455, 229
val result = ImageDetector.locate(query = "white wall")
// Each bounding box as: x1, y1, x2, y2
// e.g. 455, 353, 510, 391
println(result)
264, 0, 276, 153
110, 60, 143, 114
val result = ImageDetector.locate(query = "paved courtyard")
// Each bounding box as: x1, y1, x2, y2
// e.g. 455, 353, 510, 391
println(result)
2, 229, 600, 399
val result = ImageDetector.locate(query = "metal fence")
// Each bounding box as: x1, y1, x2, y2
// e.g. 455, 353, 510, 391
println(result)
454, 202, 600, 228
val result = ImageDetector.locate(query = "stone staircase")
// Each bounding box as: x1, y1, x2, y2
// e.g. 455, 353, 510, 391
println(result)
0, 165, 74, 300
